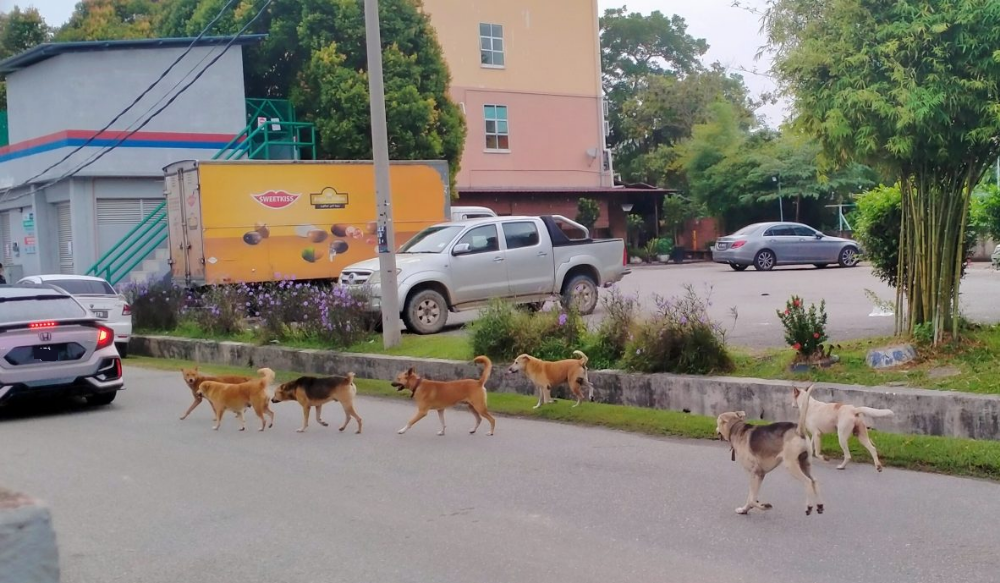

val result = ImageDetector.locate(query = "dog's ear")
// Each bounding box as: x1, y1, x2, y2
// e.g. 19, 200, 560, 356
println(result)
735, 411, 747, 420
792, 387, 800, 398
406, 367, 415, 376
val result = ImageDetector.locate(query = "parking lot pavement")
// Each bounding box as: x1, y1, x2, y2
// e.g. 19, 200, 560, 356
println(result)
428, 262, 1000, 348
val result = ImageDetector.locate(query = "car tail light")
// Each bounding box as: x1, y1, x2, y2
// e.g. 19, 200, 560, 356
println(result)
29, 321, 58, 329
731, 240, 747, 249
122, 304, 131, 316
115, 358, 122, 379
97, 326, 114, 350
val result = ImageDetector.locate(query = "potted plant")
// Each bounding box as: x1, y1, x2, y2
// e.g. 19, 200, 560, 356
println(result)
656, 237, 674, 262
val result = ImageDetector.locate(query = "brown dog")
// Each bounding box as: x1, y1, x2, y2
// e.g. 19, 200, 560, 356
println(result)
180, 367, 252, 420
271, 373, 363, 434
391, 356, 496, 436
507, 350, 594, 408
197, 368, 276, 432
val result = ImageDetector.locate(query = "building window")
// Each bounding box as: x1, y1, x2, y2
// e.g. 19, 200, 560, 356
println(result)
480, 23, 505, 67
484, 105, 509, 151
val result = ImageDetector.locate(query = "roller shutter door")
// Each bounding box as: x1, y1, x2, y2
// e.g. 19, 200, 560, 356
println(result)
57, 202, 73, 274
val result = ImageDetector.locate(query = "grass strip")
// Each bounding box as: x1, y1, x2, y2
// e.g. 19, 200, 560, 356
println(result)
131, 356, 1000, 482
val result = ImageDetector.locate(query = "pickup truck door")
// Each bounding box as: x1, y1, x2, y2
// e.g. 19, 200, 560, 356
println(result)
501, 220, 553, 297
450, 224, 509, 305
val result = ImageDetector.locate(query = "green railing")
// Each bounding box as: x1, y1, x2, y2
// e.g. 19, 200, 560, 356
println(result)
86, 201, 168, 286
0, 111, 8, 148
212, 119, 316, 161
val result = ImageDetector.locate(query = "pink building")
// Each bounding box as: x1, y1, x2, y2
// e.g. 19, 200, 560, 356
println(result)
420, 0, 666, 239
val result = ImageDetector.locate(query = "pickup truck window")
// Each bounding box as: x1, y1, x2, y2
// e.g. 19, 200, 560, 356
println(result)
502, 221, 540, 249
456, 224, 500, 254
399, 226, 464, 253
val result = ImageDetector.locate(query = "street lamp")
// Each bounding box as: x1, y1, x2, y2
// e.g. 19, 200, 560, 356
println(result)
364, 0, 402, 348
772, 175, 784, 222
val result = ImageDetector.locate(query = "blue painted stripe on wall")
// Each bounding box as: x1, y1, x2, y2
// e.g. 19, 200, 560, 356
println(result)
0, 137, 233, 163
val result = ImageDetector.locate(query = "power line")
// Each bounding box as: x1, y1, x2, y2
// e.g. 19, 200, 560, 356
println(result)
5, 0, 241, 193
2, 0, 272, 204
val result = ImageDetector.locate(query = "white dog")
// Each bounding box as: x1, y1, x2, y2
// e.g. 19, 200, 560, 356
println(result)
792, 386, 894, 472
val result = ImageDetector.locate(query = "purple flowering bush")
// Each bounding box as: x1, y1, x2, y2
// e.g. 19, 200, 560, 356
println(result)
194, 284, 249, 335
583, 285, 639, 369
119, 278, 186, 331
621, 285, 733, 374
471, 299, 584, 362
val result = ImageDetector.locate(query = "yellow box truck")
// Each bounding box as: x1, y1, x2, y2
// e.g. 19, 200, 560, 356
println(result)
163, 159, 451, 285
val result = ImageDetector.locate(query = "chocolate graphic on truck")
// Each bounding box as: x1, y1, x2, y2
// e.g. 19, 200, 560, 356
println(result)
251, 190, 301, 209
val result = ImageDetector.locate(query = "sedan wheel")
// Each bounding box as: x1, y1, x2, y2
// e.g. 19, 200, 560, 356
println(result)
753, 250, 776, 271
729, 263, 749, 271
838, 246, 860, 267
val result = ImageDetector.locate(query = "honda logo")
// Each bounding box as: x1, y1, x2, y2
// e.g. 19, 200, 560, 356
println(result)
38, 332, 52, 341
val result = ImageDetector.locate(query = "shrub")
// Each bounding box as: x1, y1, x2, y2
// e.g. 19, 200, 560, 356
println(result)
584, 285, 639, 369
656, 237, 674, 256
471, 299, 586, 363
576, 197, 601, 230
195, 284, 249, 335
299, 284, 378, 348
777, 295, 828, 360
621, 285, 733, 374
119, 278, 185, 331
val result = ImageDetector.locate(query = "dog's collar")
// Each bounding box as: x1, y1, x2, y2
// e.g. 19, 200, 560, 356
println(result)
411, 377, 423, 398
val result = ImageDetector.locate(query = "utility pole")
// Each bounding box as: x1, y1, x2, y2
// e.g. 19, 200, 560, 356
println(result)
773, 175, 784, 222
364, 0, 401, 348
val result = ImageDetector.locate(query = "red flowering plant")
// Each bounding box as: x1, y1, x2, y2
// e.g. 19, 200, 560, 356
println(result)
776, 295, 829, 361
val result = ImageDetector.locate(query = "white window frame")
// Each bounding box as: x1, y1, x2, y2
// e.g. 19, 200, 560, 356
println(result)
479, 23, 505, 68
483, 105, 510, 153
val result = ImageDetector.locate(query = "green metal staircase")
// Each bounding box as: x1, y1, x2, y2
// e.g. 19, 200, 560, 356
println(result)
86, 99, 316, 286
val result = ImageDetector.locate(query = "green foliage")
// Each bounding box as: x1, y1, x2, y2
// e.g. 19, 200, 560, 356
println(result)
120, 279, 186, 331
55, 0, 158, 41
0, 7, 50, 109
621, 286, 733, 374
970, 184, 1000, 241
575, 198, 601, 230
764, 0, 1000, 339
853, 185, 904, 288
655, 237, 673, 255
471, 300, 585, 363
660, 195, 700, 240
776, 295, 828, 359
583, 286, 639, 369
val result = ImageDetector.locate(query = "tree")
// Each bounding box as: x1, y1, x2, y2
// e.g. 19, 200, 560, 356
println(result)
56, 0, 158, 41
0, 7, 51, 110
660, 194, 701, 243
575, 198, 600, 231
162, 0, 466, 185
763, 0, 1000, 342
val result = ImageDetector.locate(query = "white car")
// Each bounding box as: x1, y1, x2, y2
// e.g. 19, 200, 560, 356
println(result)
17, 275, 132, 357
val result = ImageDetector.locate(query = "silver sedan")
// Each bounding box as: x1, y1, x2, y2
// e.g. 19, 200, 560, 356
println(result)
712, 222, 862, 271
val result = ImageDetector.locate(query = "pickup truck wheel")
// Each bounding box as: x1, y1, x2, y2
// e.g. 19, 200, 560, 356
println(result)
561, 275, 599, 315
403, 289, 448, 335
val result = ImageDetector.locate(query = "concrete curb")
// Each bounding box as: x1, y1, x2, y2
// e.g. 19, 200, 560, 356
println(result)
0, 488, 60, 583
132, 335, 1000, 440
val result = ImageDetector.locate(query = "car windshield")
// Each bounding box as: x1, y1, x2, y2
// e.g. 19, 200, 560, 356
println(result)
43, 278, 116, 296
0, 294, 89, 324
398, 226, 465, 253
731, 224, 761, 236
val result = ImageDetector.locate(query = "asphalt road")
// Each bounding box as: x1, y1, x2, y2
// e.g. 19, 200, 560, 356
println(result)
437, 262, 1000, 348
2, 367, 998, 583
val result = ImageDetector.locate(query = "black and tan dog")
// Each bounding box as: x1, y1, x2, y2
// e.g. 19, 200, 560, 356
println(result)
506, 350, 594, 408
392, 356, 496, 436
271, 373, 363, 434
715, 383, 824, 516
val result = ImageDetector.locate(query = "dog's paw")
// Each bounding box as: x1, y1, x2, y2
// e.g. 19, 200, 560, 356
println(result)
437, 431, 445, 436
355, 429, 362, 434
816, 504, 824, 514
836, 464, 848, 470
296, 428, 305, 433
735, 507, 750, 515
876, 464, 884, 473
397, 428, 407, 434
239, 427, 246, 432
339, 426, 346, 432
318, 421, 329, 427
759, 502, 772, 510
806, 506, 813, 516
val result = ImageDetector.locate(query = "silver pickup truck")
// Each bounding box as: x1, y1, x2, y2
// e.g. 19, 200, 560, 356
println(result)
340, 215, 629, 334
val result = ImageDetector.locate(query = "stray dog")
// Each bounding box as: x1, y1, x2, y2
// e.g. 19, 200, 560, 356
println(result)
716, 383, 823, 516
507, 350, 594, 408
180, 367, 252, 420
392, 356, 496, 436
271, 373, 363, 434
197, 368, 276, 432
792, 386, 894, 472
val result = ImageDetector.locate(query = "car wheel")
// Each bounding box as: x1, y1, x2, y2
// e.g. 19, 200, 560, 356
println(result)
87, 392, 117, 406
838, 246, 860, 267
116, 342, 128, 359
729, 263, 748, 271
561, 275, 599, 315
403, 289, 448, 335
813, 264, 829, 269
753, 250, 776, 271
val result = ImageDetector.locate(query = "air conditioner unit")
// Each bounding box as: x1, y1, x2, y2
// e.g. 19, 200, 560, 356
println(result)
603, 120, 611, 137
602, 148, 613, 173
602, 98, 610, 117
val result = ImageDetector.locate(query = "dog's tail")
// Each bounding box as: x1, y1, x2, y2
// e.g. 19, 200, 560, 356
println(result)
474, 355, 492, 387
796, 383, 816, 438
257, 367, 276, 386
855, 406, 894, 419
572, 350, 589, 367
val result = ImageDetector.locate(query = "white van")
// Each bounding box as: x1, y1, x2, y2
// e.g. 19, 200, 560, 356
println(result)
451, 205, 497, 221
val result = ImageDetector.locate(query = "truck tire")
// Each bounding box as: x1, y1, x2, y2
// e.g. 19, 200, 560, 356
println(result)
403, 289, 448, 335
561, 275, 599, 315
